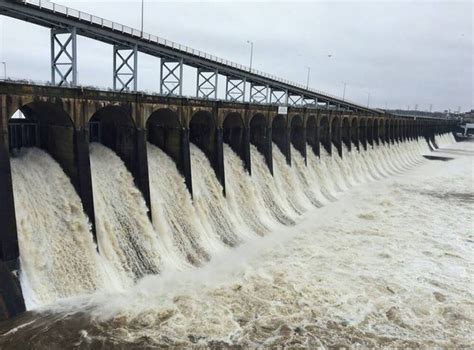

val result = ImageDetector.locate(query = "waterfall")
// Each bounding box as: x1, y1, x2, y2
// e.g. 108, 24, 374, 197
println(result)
90, 143, 161, 287
248, 145, 297, 225
10, 148, 105, 308
190, 144, 241, 247
223, 144, 273, 237
147, 143, 217, 267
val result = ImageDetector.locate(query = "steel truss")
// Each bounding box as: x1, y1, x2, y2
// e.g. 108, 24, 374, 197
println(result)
196, 68, 218, 99
270, 89, 288, 105
303, 98, 318, 107
250, 83, 268, 104
160, 58, 183, 96
226, 77, 246, 102
113, 44, 138, 92
288, 94, 304, 106
51, 27, 77, 86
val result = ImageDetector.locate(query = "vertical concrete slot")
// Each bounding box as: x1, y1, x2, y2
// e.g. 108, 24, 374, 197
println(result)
331, 116, 342, 157
272, 114, 290, 165
351, 118, 359, 151
319, 116, 331, 154
223, 112, 248, 172
305, 115, 318, 157
341, 117, 351, 151
249, 113, 272, 174
290, 115, 306, 162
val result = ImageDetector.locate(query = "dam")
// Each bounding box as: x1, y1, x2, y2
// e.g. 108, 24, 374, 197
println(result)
0, 81, 457, 319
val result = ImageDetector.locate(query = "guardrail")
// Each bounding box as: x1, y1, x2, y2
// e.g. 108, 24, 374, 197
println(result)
20, 0, 362, 107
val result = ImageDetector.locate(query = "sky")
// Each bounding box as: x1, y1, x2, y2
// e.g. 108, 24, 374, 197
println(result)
0, 0, 472, 112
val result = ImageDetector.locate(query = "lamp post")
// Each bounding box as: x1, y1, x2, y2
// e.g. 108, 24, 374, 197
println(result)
305, 66, 311, 89
246, 40, 253, 71
140, 0, 144, 36
364, 91, 370, 108
342, 82, 347, 101
1, 62, 6, 80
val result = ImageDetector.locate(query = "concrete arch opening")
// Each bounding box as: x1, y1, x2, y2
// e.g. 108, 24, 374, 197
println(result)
373, 119, 379, 145
146, 108, 192, 194
223, 112, 248, 172
189, 110, 225, 192
351, 118, 359, 151
367, 119, 374, 146
272, 114, 289, 164
331, 116, 342, 157
306, 115, 318, 157
90, 105, 151, 216
250, 113, 272, 174
290, 115, 306, 161
341, 117, 351, 151
359, 118, 367, 150
319, 116, 331, 154
385, 119, 391, 143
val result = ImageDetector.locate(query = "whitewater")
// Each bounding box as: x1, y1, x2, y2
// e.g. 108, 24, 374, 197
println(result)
2, 134, 473, 348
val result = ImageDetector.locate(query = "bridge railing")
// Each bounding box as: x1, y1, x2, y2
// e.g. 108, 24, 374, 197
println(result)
19, 0, 361, 106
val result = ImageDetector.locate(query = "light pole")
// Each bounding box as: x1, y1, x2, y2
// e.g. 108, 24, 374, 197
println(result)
1, 62, 6, 80
342, 82, 347, 101
364, 91, 370, 108
246, 40, 253, 71
140, 0, 144, 36
305, 66, 311, 89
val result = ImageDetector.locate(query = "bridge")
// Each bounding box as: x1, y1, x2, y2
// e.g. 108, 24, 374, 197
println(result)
0, 0, 458, 321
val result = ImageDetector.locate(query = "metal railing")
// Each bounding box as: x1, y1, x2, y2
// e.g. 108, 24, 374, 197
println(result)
20, 0, 361, 107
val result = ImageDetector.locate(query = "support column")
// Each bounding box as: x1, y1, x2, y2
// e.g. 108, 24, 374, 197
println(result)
225, 77, 246, 102
243, 127, 251, 174
113, 44, 138, 92
196, 68, 217, 99
135, 129, 152, 219
51, 27, 77, 86
160, 58, 183, 96
215, 127, 226, 196
74, 128, 97, 240
180, 128, 193, 197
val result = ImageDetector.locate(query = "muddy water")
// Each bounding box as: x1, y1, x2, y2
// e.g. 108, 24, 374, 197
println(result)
1, 138, 472, 349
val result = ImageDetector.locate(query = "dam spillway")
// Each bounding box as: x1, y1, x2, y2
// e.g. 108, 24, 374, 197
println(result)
0, 83, 458, 320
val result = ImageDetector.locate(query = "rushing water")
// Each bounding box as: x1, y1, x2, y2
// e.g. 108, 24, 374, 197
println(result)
3, 133, 472, 348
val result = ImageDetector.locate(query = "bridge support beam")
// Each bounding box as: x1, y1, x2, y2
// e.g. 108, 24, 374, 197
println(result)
225, 77, 246, 102
161, 58, 183, 96
270, 89, 288, 105
51, 27, 77, 87
250, 83, 268, 104
196, 68, 217, 99
113, 44, 138, 92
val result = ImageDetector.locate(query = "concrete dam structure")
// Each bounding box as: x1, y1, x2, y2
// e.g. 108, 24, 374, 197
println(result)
0, 81, 457, 320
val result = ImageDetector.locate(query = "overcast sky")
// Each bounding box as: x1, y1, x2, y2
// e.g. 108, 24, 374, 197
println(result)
0, 0, 472, 112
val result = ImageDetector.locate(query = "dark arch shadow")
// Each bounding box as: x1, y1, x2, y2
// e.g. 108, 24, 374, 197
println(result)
249, 113, 272, 174
331, 116, 342, 157
373, 119, 380, 145
146, 108, 192, 194
359, 118, 368, 150
319, 115, 331, 154
189, 110, 225, 192
351, 118, 359, 151
90, 105, 151, 218
223, 112, 248, 172
306, 115, 318, 157
290, 115, 306, 162
385, 119, 391, 143
272, 114, 290, 164
367, 119, 374, 147
341, 117, 351, 151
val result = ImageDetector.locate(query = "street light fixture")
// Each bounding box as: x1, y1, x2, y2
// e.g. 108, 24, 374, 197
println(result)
305, 66, 311, 89
342, 82, 347, 101
246, 40, 253, 71
364, 91, 370, 108
140, 0, 144, 36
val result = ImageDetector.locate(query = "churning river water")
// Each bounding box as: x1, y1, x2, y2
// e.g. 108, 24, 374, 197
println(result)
1, 135, 472, 349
